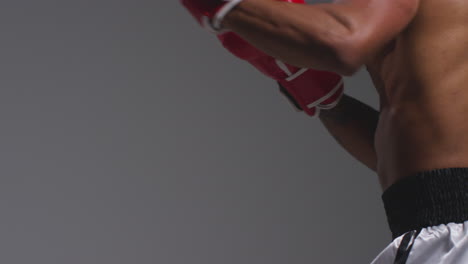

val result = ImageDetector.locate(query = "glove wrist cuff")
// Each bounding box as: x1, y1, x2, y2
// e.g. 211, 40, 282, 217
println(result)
278, 67, 345, 118
212, 0, 244, 32
306, 78, 344, 110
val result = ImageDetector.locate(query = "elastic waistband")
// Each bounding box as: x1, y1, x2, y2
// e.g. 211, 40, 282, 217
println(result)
382, 168, 468, 239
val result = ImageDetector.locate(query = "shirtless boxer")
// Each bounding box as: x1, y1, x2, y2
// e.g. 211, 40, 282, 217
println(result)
181, 0, 468, 263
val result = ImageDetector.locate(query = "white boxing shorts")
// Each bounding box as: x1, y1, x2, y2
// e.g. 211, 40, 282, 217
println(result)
371, 168, 468, 264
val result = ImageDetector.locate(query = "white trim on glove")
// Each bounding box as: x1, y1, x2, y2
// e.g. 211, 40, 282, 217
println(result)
306, 78, 344, 109
274, 60, 345, 117
212, 0, 244, 32
276, 59, 345, 113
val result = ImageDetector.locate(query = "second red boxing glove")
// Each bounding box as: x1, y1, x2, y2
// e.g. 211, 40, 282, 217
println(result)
218, 32, 344, 117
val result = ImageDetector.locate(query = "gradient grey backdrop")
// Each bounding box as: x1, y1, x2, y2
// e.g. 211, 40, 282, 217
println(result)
0, 1, 389, 263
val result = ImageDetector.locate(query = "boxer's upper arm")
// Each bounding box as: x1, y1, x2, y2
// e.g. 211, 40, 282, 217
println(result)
326, 0, 420, 70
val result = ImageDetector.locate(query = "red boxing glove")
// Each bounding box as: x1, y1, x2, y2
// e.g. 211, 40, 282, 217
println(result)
218, 32, 344, 117
180, 0, 305, 33
180, 0, 243, 32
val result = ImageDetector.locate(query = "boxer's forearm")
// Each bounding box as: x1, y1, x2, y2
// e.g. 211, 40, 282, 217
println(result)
319, 94, 379, 171
222, 0, 359, 75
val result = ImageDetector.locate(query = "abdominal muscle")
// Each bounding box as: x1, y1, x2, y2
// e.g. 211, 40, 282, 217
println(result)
370, 52, 468, 191
366, 0, 468, 191
375, 99, 468, 190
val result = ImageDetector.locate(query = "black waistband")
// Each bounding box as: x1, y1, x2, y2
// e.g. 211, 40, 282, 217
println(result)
382, 168, 468, 239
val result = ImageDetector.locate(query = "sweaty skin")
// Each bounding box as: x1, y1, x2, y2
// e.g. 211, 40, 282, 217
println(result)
369, 0, 468, 190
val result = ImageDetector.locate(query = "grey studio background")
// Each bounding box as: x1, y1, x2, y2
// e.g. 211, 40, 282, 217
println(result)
0, 1, 389, 264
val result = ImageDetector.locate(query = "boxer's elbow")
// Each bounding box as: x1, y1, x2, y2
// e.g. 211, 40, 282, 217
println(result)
297, 40, 361, 76
304, 24, 364, 76
307, 6, 365, 76
335, 56, 362, 76
332, 37, 368, 76
304, 44, 362, 76
279, 8, 366, 76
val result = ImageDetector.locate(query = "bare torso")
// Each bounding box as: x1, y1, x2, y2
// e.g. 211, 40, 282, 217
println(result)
367, 0, 468, 190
